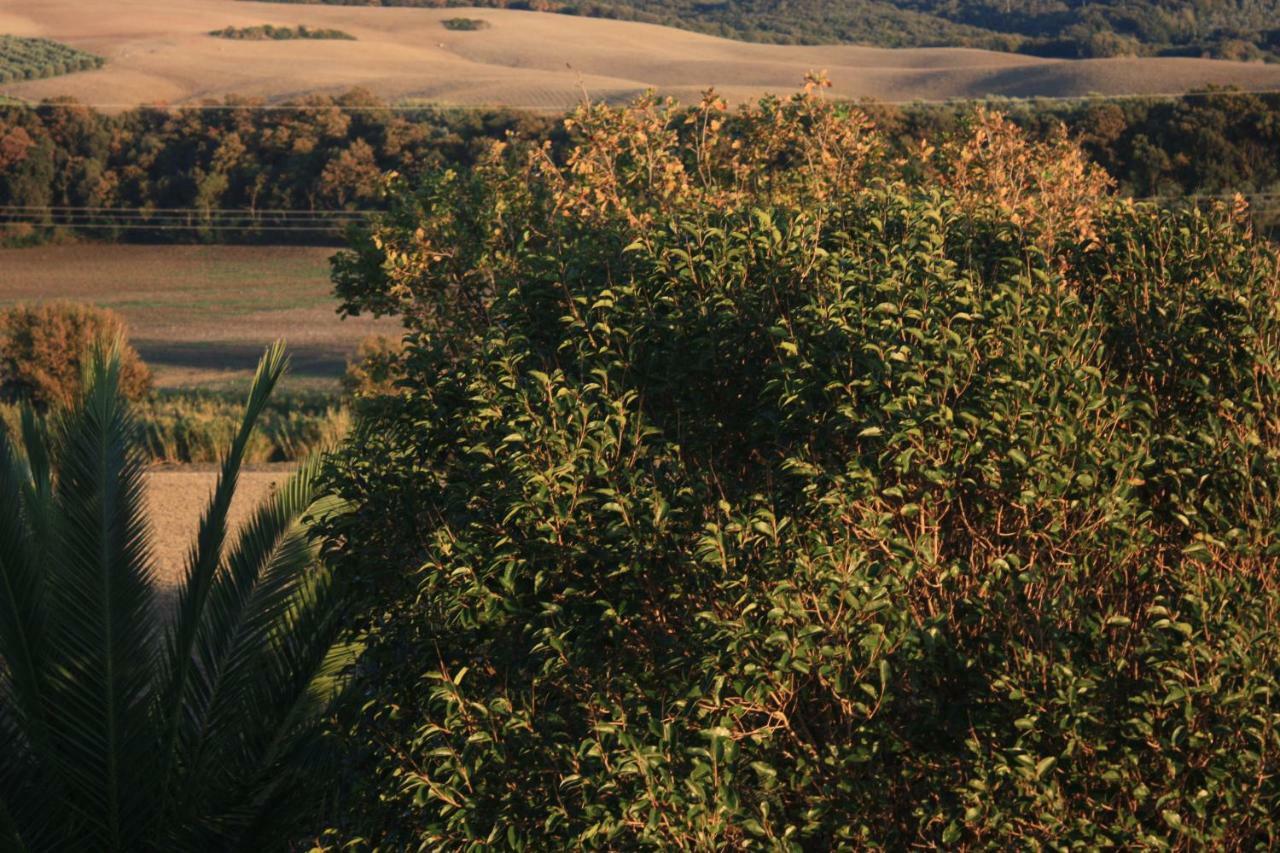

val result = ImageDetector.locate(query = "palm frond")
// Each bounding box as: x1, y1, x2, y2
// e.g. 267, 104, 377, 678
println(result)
157, 342, 288, 779
163, 462, 352, 846
1, 406, 70, 850
43, 342, 159, 850
0, 418, 48, 737
0, 686, 60, 852
0, 786, 30, 853
206, 527, 351, 849
18, 406, 52, 512
168, 460, 321, 779
0, 424, 57, 849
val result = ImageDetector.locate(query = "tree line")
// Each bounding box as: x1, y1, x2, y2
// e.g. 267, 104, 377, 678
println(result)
209, 24, 357, 40
0, 91, 558, 244
2, 89, 1279, 244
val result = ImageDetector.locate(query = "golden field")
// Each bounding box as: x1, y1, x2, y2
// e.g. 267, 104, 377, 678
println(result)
6, 0, 1280, 109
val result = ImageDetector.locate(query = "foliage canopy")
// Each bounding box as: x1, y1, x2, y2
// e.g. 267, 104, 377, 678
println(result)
318, 86, 1280, 847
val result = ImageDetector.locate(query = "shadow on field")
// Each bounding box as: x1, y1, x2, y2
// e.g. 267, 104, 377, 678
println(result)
135, 341, 351, 380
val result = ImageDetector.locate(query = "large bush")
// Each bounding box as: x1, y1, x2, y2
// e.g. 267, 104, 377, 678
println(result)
318, 86, 1280, 847
0, 302, 152, 408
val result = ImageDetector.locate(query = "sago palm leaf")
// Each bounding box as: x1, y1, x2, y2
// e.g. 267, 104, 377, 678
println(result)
17, 406, 53, 522
0, 420, 47, 732
197, 544, 352, 851
163, 460, 349, 845
0, 409, 66, 851
1, 340, 353, 851
43, 343, 159, 849
156, 342, 287, 776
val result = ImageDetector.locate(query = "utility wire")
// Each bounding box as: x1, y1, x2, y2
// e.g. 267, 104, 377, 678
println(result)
3, 189, 1280, 234
0, 205, 374, 215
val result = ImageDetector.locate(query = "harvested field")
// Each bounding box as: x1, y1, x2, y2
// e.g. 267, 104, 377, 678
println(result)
0, 244, 400, 390
5, 0, 1280, 109
145, 465, 292, 603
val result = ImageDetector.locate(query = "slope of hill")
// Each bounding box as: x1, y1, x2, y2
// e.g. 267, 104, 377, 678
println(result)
4, 0, 1280, 110
256, 0, 1280, 60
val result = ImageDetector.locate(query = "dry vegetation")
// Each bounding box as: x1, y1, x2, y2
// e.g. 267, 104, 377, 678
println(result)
4, 0, 1280, 109
0, 244, 398, 390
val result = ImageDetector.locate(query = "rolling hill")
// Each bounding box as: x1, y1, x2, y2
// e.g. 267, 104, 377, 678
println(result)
247, 0, 1280, 60
4, 0, 1280, 110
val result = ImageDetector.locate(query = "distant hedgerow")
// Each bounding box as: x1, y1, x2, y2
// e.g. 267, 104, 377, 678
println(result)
317, 82, 1280, 848
442, 17, 492, 30
210, 24, 356, 41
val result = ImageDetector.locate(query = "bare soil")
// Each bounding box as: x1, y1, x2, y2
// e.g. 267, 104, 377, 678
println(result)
145, 466, 292, 602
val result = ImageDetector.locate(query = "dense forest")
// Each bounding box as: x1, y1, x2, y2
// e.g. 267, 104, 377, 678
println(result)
3, 89, 1279, 242
0, 92, 558, 243
257, 0, 1280, 59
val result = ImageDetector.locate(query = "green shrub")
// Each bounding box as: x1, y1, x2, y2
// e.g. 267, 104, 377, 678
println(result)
138, 391, 350, 463
316, 88, 1280, 847
442, 17, 492, 30
0, 302, 152, 409
2, 391, 348, 464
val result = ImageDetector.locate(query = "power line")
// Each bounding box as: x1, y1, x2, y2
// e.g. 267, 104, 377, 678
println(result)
0, 220, 354, 232
3, 188, 1280, 236
5, 195, 1280, 216
0, 205, 375, 215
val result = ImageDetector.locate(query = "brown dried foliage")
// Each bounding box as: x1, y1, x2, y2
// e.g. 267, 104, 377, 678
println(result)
0, 301, 152, 409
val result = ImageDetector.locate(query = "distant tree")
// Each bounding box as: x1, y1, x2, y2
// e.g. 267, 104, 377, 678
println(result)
0, 126, 34, 172
319, 139, 384, 207
0, 302, 152, 409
